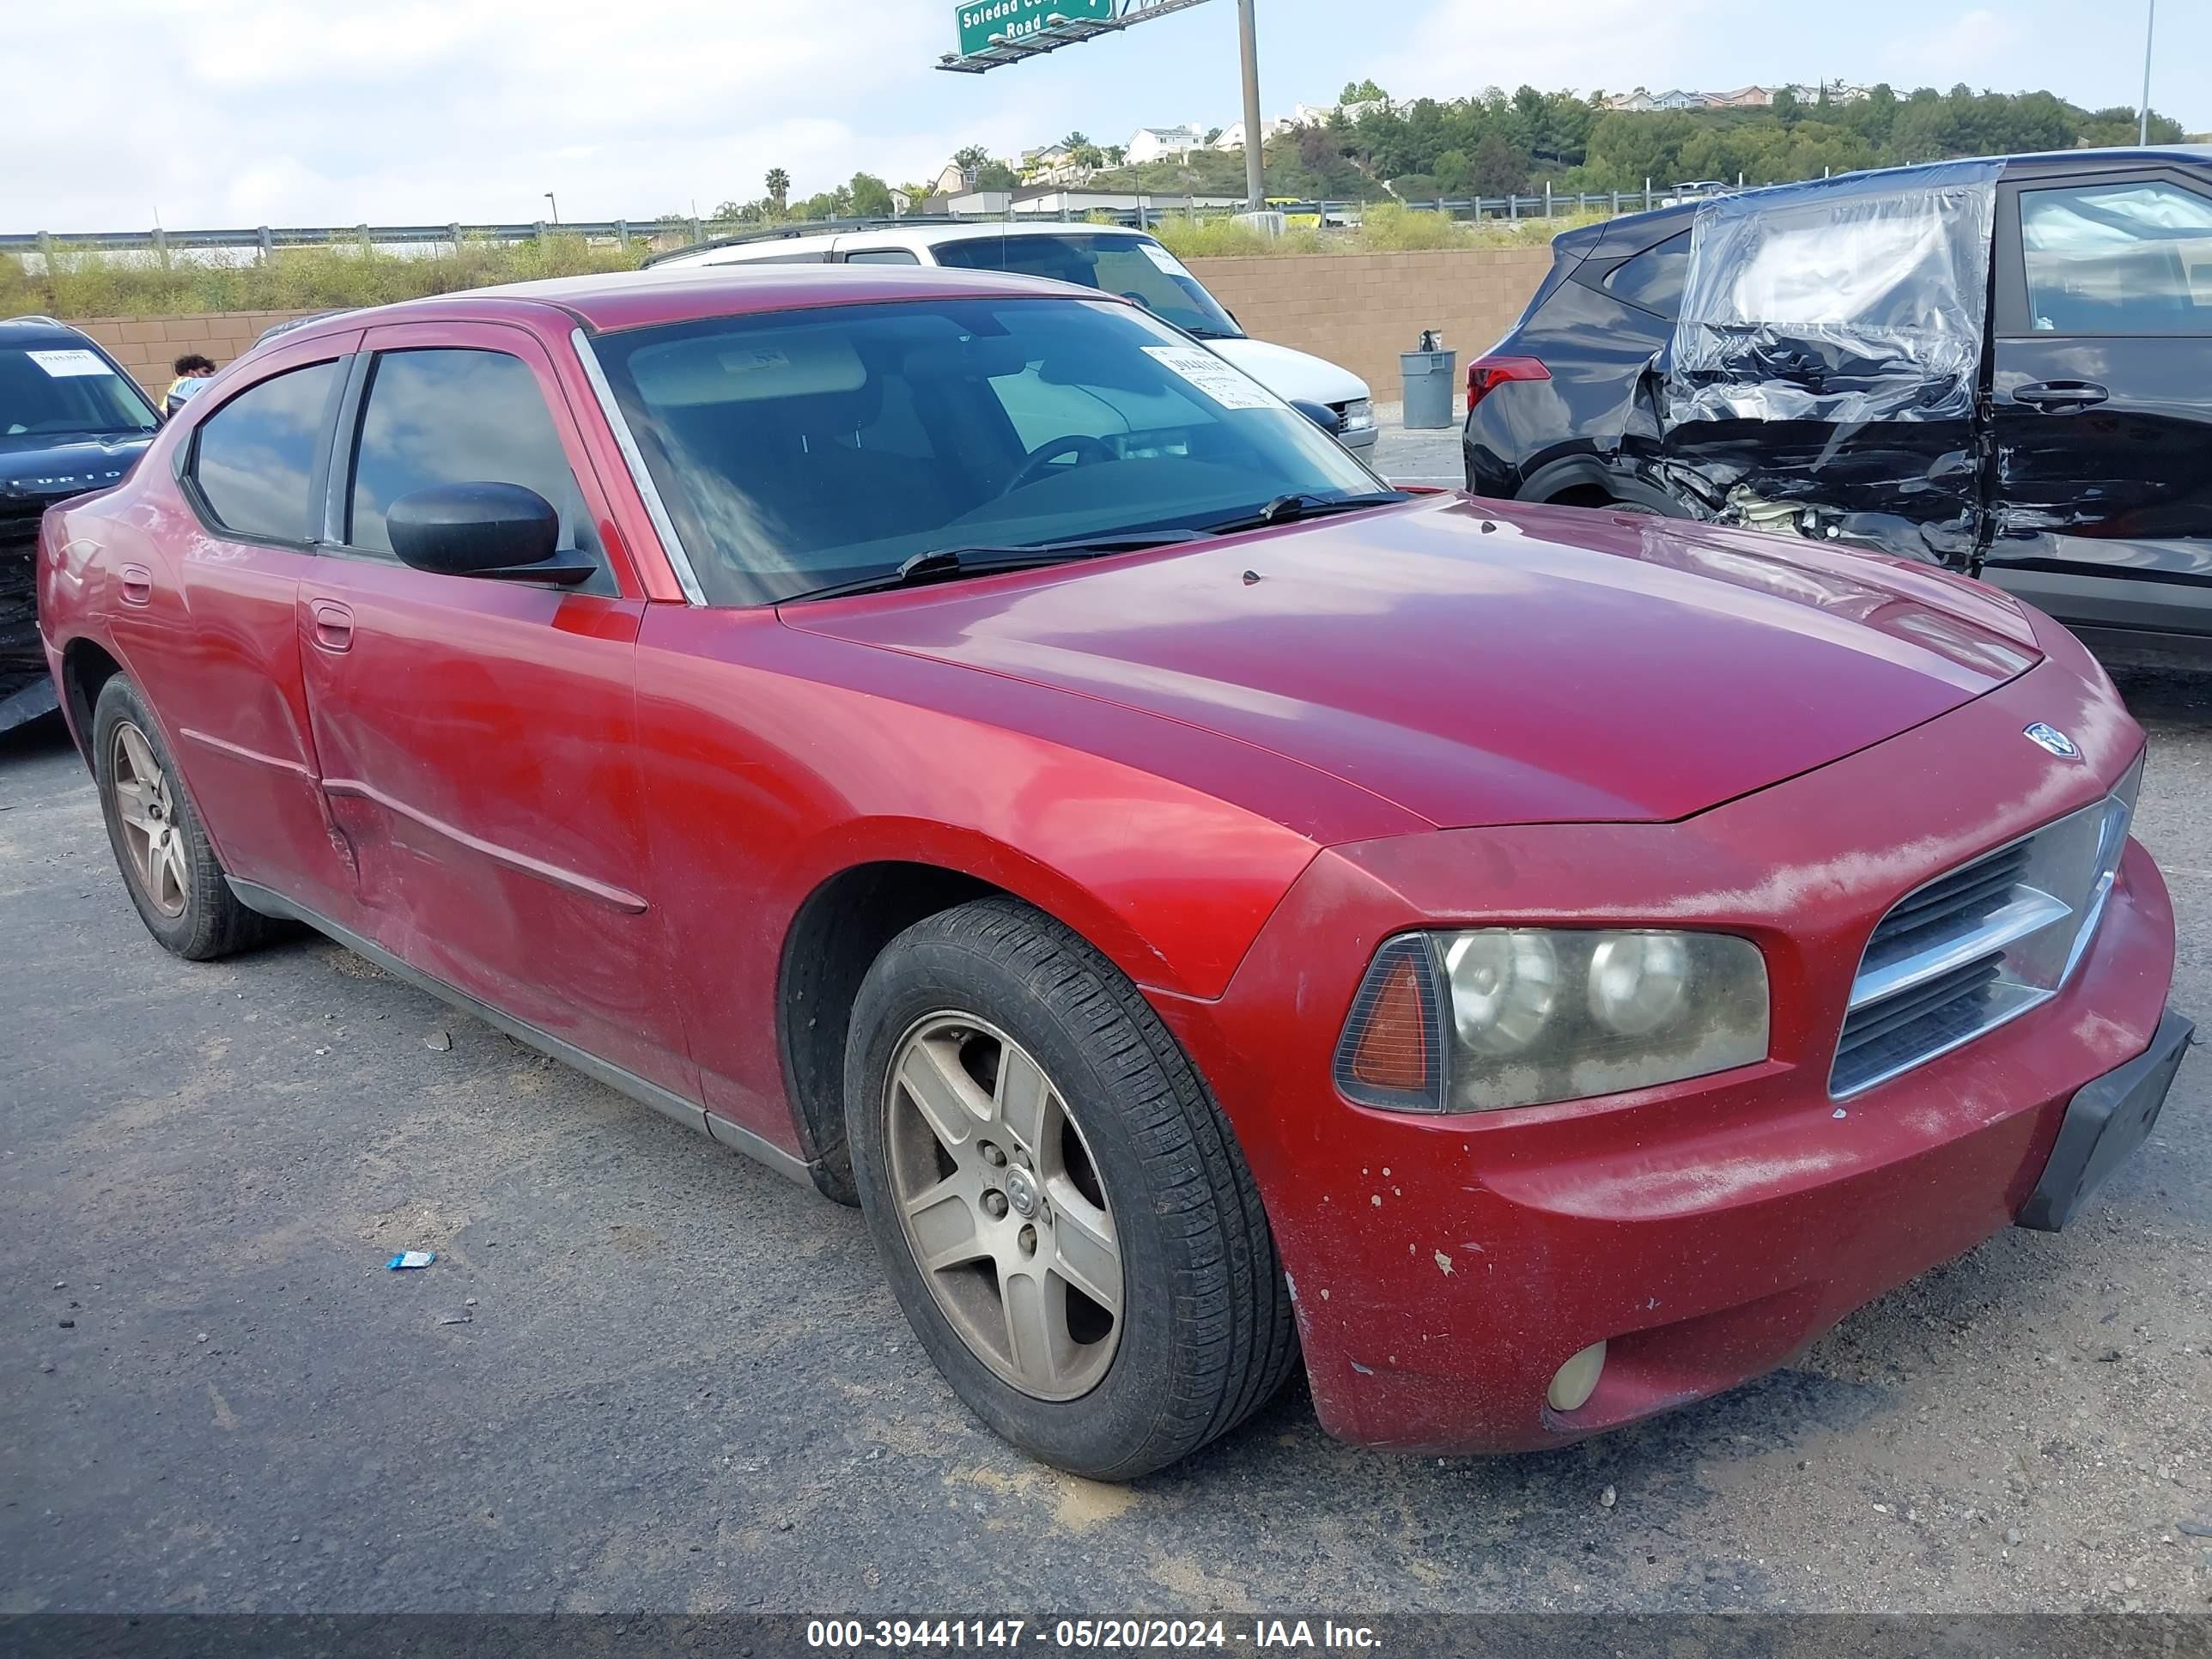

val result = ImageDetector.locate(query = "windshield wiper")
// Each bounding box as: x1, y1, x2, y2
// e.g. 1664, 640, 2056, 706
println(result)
784, 530, 1204, 603
1181, 325, 1243, 341
1201, 491, 1408, 536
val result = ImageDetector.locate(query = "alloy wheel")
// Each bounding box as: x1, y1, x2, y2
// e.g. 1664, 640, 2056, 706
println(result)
884, 1012, 1123, 1401
110, 720, 189, 919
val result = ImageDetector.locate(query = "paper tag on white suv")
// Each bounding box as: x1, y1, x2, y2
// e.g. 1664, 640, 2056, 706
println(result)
1141, 345, 1278, 411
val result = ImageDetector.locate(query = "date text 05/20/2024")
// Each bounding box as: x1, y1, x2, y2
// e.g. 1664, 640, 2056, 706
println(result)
805, 1620, 1381, 1650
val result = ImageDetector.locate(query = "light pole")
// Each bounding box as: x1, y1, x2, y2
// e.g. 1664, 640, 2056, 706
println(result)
2138, 0, 2155, 146
1237, 0, 1263, 210
544, 191, 561, 226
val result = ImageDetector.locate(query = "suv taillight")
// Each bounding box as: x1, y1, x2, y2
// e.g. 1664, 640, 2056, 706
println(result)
1466, 355, 1551, 411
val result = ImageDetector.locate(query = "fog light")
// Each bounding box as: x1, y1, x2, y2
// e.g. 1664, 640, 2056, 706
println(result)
1547, 1340, 1607, 1413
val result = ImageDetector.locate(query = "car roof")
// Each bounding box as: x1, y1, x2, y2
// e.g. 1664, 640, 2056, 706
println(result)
653, 218, 1157, 267
250, 263, 1109, 348
0, 314, 104, 349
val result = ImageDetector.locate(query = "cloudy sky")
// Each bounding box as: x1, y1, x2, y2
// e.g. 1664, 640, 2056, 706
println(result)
12, 0, 2205, 232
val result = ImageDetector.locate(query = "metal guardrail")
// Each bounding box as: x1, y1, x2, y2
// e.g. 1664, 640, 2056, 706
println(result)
0, 187, 1705, 258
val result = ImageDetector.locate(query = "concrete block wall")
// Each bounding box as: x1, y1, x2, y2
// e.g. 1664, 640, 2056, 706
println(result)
1184, 246, 1553, 402
61, 246, 1555, 407
70, 311, 325, 395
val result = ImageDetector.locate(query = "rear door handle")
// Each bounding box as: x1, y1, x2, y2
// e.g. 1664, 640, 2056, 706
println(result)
309, 599, 354, 653
119, 565, 153, 605
2011, 380, 2110, 412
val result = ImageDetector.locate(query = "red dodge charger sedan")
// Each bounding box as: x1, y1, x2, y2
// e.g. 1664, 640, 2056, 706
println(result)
36, 266, 2189, 1479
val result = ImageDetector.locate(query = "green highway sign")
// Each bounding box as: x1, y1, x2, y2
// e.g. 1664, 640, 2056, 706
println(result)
954, 0, 1114, 58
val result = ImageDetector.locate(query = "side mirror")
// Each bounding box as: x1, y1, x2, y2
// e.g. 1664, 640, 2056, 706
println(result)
1289, 398, 1342, 435
386, 483, 596, 586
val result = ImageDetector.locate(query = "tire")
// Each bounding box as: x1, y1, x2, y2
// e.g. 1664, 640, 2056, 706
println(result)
92, 675, 270, 961
846, 896, 1297, 1480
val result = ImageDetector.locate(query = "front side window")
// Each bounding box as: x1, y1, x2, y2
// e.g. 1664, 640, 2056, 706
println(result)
0, 344, 159, 439
347, 349, 594, 558
933, 235, 1243, 339
592, 296, 1377, 606
191, 359, 340, 542
2020, 180, 2212, 336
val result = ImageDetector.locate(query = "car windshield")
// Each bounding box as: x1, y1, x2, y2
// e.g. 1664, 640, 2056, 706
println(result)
931, 234, 1243, 338
591, 295, 1380, 606
0, 345, 159, 439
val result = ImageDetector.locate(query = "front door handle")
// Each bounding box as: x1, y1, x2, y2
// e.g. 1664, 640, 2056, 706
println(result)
309, 599, 354, 653
2011, 380, 2110, 412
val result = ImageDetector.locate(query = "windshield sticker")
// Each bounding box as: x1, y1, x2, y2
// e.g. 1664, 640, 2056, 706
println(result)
717, 346, 793, 373
1138, 242, 1188, 275
1141, 345, 1278, 411
26, 348, 117, 379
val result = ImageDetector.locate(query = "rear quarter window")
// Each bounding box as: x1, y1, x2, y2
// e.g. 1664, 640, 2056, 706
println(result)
190, 360, 342, 542
1601, 232, 1692, 318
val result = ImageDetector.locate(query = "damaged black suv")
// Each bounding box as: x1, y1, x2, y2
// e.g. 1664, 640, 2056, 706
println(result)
1, 316, 159, 730
1463, 148, 2212, 665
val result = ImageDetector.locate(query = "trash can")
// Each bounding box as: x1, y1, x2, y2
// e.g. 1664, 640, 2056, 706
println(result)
1400, 331, 1457, 430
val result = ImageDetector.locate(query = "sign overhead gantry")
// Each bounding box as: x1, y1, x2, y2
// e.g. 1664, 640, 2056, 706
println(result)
936, 0, 1266, 212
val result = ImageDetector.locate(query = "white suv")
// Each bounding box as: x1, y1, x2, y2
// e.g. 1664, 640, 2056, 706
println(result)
646, 220, 1376, 455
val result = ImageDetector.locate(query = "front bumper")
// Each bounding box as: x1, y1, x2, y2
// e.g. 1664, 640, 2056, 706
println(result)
1151, 641, 2182, 1455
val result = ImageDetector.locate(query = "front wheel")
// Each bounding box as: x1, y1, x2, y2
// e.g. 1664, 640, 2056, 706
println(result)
845, 897, 1297, 1480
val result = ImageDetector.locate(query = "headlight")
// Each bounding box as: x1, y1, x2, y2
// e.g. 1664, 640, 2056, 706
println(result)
1337, 398, 1376, 431
1335, 929, 1769, 1113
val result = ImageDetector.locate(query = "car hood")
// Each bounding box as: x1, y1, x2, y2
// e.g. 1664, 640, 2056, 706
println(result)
1206, 336, 1368, 404
785, 495, 2043, 831
0, 431, 153, 507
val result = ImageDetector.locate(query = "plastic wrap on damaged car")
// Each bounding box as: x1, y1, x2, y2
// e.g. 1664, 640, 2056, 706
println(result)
1631, 161, 2002, 567
1664, 160, 2001, 427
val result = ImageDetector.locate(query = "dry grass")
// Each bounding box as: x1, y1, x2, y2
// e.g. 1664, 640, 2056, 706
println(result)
1148, 203, 1599, 260
3, 208, 1607, 321
1, 235, 648, 319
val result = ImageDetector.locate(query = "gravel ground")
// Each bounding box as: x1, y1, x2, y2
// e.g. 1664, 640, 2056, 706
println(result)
2, 659, 2208, 1616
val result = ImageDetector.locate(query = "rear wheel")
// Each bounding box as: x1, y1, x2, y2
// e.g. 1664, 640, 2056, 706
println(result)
93, 676, 270, 960
846, 896, 1297, 1480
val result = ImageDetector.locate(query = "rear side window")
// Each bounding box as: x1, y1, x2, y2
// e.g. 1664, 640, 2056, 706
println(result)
2020, 180, 2212, 335
347, 349, 594, 561
842, 248, 921, 264
1602, 232, 1691, 317
191, 360, 340, 542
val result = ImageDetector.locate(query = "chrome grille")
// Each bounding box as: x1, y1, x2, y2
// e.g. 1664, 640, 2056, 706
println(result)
1831, 755, 2143, 1097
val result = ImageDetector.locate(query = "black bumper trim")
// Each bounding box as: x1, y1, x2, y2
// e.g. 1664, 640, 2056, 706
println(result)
2016, 1009, 2192, 1232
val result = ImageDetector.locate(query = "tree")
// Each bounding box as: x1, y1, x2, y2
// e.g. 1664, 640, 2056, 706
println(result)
764, 167, 790, 211
1469, 132, 1528, 196
1060, 131, 1091, 150
951, 143, 993, 172
973, 160, 1019, 190
1204, 126, 1224, 146
1102, 145, 1126, 167
1340, 78, 1388, 107
847, 172, 894, 218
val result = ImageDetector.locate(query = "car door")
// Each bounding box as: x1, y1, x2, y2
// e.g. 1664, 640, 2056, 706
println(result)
1983, 167, 2212, 649
296, 319, 696, 1098
127, 331, 363, 918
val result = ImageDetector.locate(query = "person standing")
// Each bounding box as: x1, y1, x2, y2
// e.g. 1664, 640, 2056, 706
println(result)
163, 353, 216, 416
